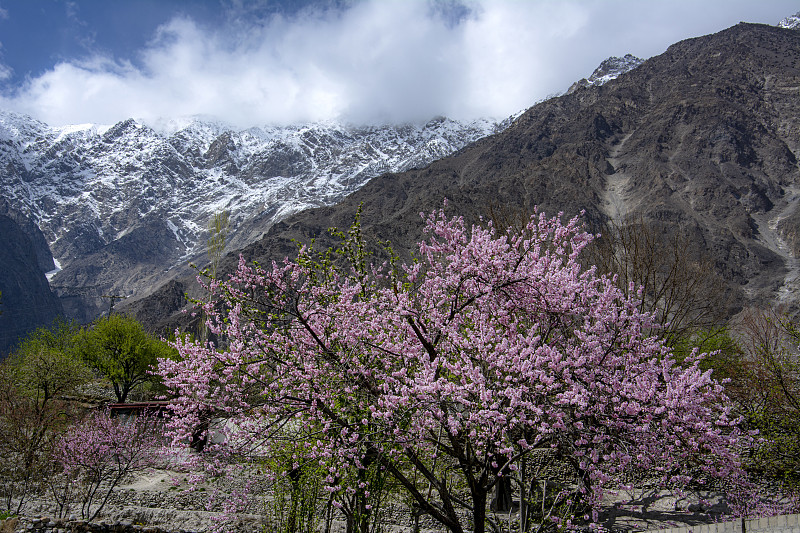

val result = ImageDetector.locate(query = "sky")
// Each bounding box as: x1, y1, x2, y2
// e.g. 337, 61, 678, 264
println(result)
0, 0, 796, 128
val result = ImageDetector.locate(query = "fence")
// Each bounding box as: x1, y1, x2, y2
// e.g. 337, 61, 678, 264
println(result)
652, 514, 800, 533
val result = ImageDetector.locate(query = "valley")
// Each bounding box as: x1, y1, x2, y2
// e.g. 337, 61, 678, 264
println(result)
122, 21, 800, 336
0, 11, 800, 533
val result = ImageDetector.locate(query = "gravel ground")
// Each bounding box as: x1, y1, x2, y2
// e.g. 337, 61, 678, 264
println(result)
16, 467, 759, 533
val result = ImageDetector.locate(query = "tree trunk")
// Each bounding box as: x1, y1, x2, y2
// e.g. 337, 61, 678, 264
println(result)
112, 382, 123, 403
119, 380, 135, 403
520, 454, 528, 532
491, 476, 512, 512
472, 486, 488, 533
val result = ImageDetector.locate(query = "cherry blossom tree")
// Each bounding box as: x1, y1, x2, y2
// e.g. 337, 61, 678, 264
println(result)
50, 410, 160, 521
159, 205, 747, 533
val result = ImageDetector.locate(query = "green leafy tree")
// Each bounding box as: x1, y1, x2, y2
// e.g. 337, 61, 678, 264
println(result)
730, 309, 800, 486
207, 210, 230, 280
74, 315, 173, 403
8, 317, 89, 404
0, 318, 88, 513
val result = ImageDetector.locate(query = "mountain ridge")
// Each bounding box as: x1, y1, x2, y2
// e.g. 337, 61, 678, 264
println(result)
567, 53, 644, 94
0, 212, 63, 354
124, 22, 800, 332
2, 19, 798, 347
0, 33, 644, 336
0, 112, 506, 321
778, 11, 800, 30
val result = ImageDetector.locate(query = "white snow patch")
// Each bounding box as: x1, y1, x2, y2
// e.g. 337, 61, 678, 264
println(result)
1, 114, 508, 293
45, 258, 62, 281
778, 12, 800, 30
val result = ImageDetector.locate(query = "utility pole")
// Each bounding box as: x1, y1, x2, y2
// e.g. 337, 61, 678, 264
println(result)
100, 294, 126, 316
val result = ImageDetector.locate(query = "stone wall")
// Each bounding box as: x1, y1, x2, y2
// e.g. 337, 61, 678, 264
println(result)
0, 516, 192, 533
8, 511, 800, 533
651, 514, 800, 533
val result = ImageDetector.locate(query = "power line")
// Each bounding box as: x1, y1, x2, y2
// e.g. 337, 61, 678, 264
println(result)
100, 294, 127, 315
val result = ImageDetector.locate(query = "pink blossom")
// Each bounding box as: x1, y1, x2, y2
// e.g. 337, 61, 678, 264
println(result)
158, 205, 749, 533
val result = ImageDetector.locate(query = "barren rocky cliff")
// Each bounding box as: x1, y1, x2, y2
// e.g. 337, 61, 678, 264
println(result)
126, 22, 800, 333
0, 115, 507, 351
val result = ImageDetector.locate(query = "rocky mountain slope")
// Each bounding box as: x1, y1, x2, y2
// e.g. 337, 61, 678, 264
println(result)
778, 11, 800, 30
567, 54, 644, 94
0, 210, 63, 354
126, 22, 800, 333
0, 113, 505, 322
0, 32, 645, 346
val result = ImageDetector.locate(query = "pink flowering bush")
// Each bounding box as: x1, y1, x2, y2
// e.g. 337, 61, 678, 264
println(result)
159, 205, 747, 533
50, 410, 160, 521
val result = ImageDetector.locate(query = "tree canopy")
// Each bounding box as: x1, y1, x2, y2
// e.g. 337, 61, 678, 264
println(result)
0, 318, 88, 513
6, 317, 89, 406
159, 206, 747, 533
74, 314, 172, 403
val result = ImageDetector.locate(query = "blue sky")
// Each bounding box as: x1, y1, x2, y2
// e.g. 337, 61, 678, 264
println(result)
0, 1, 796, 127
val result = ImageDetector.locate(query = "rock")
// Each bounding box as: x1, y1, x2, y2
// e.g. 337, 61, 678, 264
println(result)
0, 517, 19, 533
131, 22, 800, 334
0, 213, 64, 357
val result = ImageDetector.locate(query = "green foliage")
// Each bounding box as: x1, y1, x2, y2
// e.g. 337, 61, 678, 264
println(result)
721, 310, 800, 488
303, 203, 402, 292
265, 458, 324, 533
207, 210, 230, 279
668, 312, 800, 489
786, 319, 800, 348
328, 204, 370, 278
73, 315, 174, 403
664, 313, 800, 490
672, 326, 744, 378
199, 210, 231, 344
745, 313, 800, 487
745, 409, 800, 487
0, 318, 86, 513
6, 317, 90, 405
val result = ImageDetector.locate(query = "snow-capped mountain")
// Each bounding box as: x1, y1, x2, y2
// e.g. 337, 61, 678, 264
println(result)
0, 111, 505, 320
565, 10, 799, 96
778, 11, 800, 30
567, 54, 644, 94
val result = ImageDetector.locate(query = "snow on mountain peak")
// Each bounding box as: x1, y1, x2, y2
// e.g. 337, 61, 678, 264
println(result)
566, 54, 644, 94
778, 12, 800, 30
0, 113, 506, 309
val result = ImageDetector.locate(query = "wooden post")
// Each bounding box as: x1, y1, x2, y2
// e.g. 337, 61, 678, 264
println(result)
520, 453, 527, 532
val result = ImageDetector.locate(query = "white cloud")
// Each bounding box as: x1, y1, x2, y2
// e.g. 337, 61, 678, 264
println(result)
0, 0, 796, 127
0, 5, 9, 82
